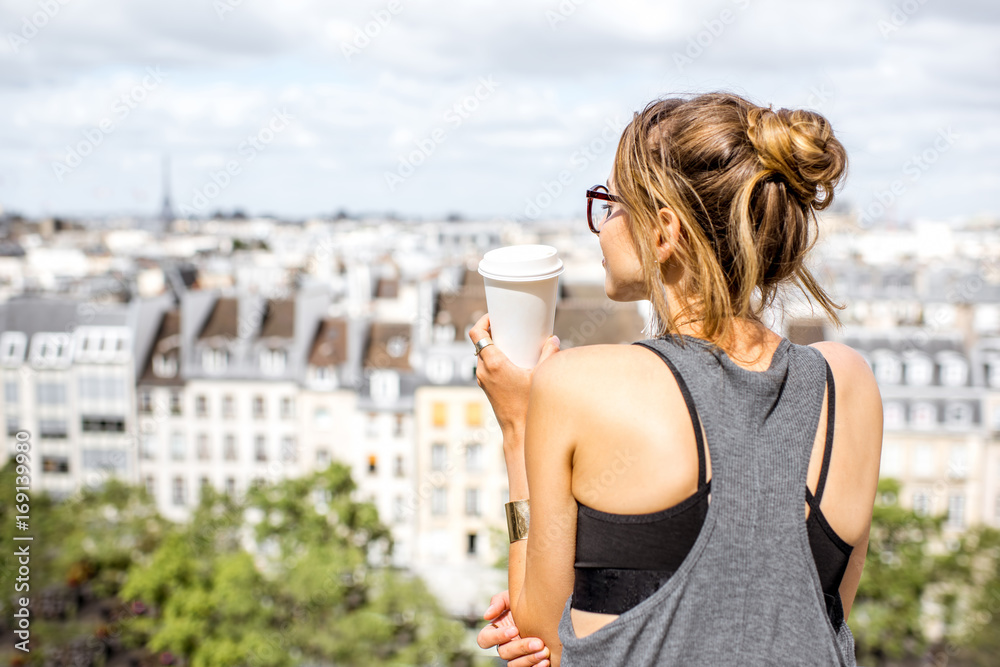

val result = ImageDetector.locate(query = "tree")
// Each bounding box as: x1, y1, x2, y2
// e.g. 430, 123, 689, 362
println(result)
850, 479, 952, 665
121, 464, 471, 666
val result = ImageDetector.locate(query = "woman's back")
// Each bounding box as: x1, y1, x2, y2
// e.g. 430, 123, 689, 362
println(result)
557, 330, 882, 665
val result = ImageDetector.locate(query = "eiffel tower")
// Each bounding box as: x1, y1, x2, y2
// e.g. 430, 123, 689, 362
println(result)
160, 155, 174, 231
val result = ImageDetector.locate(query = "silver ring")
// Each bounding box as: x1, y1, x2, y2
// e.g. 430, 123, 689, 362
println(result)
474, 337, 494, 356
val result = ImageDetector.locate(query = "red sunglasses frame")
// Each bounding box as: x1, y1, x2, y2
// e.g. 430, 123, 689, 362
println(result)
586, 186, 624, 234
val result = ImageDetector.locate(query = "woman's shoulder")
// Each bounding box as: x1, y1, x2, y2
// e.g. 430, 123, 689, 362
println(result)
533, 343, 651, 385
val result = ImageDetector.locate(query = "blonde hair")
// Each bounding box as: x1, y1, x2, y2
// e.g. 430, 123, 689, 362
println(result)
612, 92, 848, 350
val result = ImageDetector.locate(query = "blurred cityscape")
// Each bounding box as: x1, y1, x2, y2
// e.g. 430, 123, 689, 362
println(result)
2, 202, 1000, 662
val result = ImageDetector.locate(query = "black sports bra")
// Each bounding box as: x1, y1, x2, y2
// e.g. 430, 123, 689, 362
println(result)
572, 348, 853, 627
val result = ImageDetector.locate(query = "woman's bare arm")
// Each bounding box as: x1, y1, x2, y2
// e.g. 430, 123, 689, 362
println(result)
507, 353, 580, 663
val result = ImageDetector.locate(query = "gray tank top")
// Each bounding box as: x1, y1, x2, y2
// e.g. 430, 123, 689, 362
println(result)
556, 333, 858, 666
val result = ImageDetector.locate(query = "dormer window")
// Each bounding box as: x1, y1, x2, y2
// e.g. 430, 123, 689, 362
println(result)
939, 356, 968, 387
944, 401, 973, 430
426, 356, 454, 384
911, 401, 937, 430
153, 353, 178, 378
904, 355, 933, 386
884, 401, 905, 430
433, 324, 456, 344
370, 369, 400, 404
386, 335, 408, 358
873, 351, 902, 385
202, 348, 229, 374
260, 349, 287, 375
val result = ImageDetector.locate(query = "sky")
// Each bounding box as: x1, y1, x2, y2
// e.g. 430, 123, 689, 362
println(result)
0, 0, 998, 224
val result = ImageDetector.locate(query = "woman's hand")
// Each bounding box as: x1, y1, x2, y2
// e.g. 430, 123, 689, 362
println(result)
477, 590, 551, 667
468, 313, 560, 441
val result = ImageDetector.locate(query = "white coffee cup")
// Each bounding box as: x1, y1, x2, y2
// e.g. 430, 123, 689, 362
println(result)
478, 244, 564, 369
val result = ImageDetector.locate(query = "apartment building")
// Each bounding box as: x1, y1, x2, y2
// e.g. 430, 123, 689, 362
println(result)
0, 298, 137, 499
841, 329, 999, 531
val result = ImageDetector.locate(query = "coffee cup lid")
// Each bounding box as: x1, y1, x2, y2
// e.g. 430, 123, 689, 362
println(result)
478, 244, 564, 282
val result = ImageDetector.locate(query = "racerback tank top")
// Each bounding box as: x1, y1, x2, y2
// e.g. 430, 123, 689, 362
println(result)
556, 333, 858, 666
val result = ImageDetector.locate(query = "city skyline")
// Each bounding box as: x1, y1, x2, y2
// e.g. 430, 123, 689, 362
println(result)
1, 0, 998, 223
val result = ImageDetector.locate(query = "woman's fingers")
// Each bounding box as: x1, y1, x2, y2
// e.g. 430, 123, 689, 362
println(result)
536, 335, 560, 366
476, 621, 517, 650
483, 590, 510, 621
500, 638, 550, 665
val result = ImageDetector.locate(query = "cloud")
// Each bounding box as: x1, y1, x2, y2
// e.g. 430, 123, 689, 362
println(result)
0, 0, 996, 221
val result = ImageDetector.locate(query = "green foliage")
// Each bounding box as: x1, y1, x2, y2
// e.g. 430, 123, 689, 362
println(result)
121, 462, 471, 666
852, 479, 947, 662
0, 459, 471, 666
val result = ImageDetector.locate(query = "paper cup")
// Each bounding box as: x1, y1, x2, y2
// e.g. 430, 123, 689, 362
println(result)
478, 245, 564, 369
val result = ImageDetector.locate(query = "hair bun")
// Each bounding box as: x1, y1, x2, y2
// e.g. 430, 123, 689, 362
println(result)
745, 106, 847, 210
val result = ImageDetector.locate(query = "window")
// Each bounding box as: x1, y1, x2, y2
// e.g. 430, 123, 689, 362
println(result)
316, 448, 330, 467
914, 444, 935, 478
431, 487, 447, 516
941, 359, 968, 387
431, 443, 447, 471
4, 379, 18, 403
170, 391, 182, 416
432, 402, 447, 428
395, 413, 405, 437
465, 443, 483, 472
171, 433, 185, 461
145, 475, 155, 498
904, 357, 934, 386
222, 395, 235, 419
140, 434, 156, 460
36, 382, 66, 405
41, 456, 69, 473
280, 397, 295, 419
467, 533, 477, 555
197, 434, 210, 461
947, 494, 965, 529
139, 389, 153, 414
202, 348, 229, 373
39, 419, 68, 439
200, 476, 211, 499
6, 417, 19, 436
82, 417, 126, 433
883, 402, 905, 430
153, 353, 178, 378
314, 407, 332, 428
253, 396, 265, 419
172, 476, 185, 506
255, 435, 267, 462
281, 436, 298, 463
81, 449, 126, 471
911, 402, 937, 430
225, 477, 236, 496
465, 488, 481, 516
944, 402, 973, 429
873, 353, 902, 385
394, 495, 406, 523
466, 402, 483, 427
879, 442, 901, 478
224, 434, 237, 461
260, 348, 287, 375
368, 454, 378, 474
195, 395, 208, 418
370, 369, 400, 403
913, 491, 931, 516
394, 455, 405, 477
948, 445, 968, 479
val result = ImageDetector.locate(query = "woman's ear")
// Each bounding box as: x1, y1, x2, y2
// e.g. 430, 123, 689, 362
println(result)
655, 207, 681, 264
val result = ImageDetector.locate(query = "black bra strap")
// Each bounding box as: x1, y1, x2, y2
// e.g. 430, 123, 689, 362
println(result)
812, 360, 836, 506
632, 342, 707, 489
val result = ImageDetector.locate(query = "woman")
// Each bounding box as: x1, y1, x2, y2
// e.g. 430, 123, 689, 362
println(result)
470, 92, 883, 666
